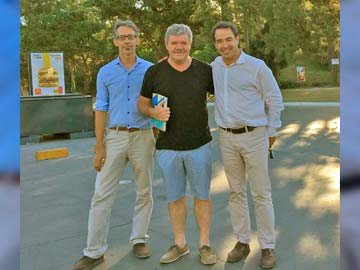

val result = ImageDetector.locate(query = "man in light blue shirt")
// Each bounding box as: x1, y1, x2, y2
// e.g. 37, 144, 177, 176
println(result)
73, 20, 155, 270
95, 55, 153, 130
211, 21, 283, 269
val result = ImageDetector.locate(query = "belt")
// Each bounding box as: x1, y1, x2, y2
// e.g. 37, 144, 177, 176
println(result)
220, 126, 256, 134
110, 126, 140, 132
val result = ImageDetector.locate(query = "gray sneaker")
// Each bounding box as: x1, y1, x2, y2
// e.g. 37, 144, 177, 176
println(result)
199, 245, 217, 265
159, 244, 190, 264
72, 256, 104, 270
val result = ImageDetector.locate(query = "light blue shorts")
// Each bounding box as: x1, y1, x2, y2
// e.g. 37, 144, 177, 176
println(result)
156, 143, 212, 202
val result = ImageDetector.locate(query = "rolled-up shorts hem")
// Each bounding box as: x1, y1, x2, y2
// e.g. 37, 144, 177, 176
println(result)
166, 192, 186, 203
166, 193, 210, 203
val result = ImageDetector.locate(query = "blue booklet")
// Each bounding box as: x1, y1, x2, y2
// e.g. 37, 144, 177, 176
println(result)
151, 93, 168, 131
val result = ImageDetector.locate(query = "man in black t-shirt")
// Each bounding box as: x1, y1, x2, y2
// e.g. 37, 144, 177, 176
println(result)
138, 24, 217, 265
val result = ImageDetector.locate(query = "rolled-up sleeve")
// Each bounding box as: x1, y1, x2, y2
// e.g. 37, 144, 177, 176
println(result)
95, 69, 109, 112
258, 63, 284, 136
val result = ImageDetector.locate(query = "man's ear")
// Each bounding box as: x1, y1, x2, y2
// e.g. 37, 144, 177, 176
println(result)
113, 39, 119, 47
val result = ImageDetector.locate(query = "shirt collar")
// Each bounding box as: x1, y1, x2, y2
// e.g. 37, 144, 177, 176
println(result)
114, 55, 143, 66
215, 50, 246, 67
235, 50, 246, 64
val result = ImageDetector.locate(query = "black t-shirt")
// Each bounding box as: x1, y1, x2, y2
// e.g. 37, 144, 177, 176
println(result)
141, 58, 214, 150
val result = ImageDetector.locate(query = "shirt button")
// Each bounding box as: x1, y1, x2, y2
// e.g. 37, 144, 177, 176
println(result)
128, 98, 130, 101
127, 112, 130, 114
128, 85, 130, 88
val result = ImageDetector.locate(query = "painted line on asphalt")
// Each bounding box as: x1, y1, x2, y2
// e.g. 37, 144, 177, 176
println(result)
284, 102, 339, 106
207, 102, 339, 107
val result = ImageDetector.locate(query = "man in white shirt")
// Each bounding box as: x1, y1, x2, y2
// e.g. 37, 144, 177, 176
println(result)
210, 21, 283, 269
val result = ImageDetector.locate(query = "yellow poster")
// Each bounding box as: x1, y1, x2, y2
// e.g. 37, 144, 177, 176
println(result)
30, 52, 65, 96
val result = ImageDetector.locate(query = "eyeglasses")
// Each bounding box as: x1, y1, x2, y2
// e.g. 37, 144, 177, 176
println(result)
115, 34, 138, 41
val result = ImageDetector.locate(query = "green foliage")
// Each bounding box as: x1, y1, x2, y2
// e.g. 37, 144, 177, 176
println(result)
21, 0, 111, 96
278, 62, 336, 89
21, 0, 339, 96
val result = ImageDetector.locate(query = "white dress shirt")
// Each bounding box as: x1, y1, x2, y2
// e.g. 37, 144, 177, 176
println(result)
211, 51, 284, 136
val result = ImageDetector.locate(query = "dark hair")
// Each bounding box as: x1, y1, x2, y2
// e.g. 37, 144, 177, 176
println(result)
211, 21, 238, 41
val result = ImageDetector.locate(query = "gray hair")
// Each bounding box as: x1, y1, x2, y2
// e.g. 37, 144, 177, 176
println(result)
113, 20, 140, 38
211, 21, 239, 41
165, 24, 193, 43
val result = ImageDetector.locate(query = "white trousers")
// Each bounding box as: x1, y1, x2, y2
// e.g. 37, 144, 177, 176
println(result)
218, 126, 275, 249
83, 129, 155, 258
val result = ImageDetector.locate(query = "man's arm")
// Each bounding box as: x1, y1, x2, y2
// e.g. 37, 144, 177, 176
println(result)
93, 68, 109, 172
207, 64, 215, 95
138, 95, 170, 121
258, 63, 284, 147
93, 110, 107, 172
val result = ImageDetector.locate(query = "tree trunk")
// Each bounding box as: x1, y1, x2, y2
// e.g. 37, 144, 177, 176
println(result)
79, 54, 92, 94
67, 62, 76, 94
244, 24, 250, 51
219, 0, 231, 21
83, 74, 91, 94
329, 41, 339, 85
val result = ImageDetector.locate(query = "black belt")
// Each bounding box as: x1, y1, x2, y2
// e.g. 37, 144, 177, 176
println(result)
220, 126, 256, 134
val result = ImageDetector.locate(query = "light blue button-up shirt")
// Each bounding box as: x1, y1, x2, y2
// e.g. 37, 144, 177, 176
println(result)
96, 56, 153, 129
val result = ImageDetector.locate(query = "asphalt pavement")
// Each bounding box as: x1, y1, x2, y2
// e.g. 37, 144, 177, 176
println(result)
20, 103, 339, 270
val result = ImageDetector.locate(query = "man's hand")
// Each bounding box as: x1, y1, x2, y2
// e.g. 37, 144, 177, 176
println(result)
269, 137, 276, 148
158, 56, 168, 63
268, 137, 276, 159
152, 100, 171, 122
93, 143, 106, 172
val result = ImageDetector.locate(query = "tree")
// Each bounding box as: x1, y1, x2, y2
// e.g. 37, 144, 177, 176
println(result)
21, 0, 111, 95
20, 0, 340, 95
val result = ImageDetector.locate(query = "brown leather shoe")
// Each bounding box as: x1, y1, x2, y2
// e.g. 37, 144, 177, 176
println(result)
227, 242, 250, 263
72, 255, 104, 270
260, 249, 276, 269
133, 243, 151, 258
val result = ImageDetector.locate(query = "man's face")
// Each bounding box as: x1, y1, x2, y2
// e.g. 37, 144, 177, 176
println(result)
113, 26, 139, 56
214, 28, 239, 61
165, 34, 191, 63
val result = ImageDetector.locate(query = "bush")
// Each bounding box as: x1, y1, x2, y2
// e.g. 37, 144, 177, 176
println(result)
278, 81, 305, 89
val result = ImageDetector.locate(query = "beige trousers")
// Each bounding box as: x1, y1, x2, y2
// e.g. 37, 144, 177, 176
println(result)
218, 126, 275, 249
84, 129, 155, 258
